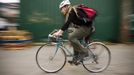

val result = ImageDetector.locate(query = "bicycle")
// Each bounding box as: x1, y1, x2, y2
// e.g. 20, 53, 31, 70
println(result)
35, 29, 111, 73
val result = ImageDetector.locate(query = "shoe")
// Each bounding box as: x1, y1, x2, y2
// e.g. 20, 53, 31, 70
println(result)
77, 51, 89, 61
68, 51, 89, 65
68, 55, 81, 65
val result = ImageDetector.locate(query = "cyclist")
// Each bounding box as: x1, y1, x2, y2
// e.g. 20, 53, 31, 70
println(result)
53, 0, 93, 63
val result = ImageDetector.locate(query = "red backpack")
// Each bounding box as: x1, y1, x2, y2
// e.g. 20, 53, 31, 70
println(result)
73, 4, 97, 21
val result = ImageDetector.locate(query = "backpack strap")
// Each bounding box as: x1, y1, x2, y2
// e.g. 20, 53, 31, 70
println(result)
65, 5, 79, 22
72, 5, 89, 23
72, 5, 80, 18
65, 5, 88, 23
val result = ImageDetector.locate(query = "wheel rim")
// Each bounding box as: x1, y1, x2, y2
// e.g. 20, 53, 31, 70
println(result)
36, 44, 66, 73
82, 42, 111, 73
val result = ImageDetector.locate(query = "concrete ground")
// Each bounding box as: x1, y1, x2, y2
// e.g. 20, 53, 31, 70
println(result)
0, 44, 134, 75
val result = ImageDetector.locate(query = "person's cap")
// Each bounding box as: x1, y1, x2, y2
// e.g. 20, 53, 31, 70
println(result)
59, 0, 71, 9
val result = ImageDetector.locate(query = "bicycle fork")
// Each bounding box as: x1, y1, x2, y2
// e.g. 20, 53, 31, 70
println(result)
50, 43, 61, 60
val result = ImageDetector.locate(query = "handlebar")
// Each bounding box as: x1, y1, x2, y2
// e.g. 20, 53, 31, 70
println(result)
48, 29, 63, 42
48, 29, 58, 38
48, 29, 62, 38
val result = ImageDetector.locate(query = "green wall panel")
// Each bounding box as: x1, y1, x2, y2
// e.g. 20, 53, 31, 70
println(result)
20, 0, 120, 42
130, 0, 134, 42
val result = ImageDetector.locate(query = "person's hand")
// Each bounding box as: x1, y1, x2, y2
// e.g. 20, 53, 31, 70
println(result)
53, 29, 63, 37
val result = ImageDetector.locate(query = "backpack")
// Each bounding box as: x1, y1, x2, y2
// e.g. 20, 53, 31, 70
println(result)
72, 4, 97, 22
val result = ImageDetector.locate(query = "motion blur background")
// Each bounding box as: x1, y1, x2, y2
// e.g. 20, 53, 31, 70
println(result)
0, 0, 134, 49
0, 1, 134, 75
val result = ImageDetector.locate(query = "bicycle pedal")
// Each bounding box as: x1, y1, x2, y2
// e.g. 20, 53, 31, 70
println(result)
68, 60, 74, 65
74, 62, 81, 65
68, 60, 81, 66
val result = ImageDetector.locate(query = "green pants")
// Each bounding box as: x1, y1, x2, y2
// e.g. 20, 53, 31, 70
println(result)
68, 26, 91, 53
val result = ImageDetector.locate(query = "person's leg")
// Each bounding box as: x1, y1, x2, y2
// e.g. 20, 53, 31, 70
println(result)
68, 26, 91, 64
68, 26, 91, 53
68, 27, 91, 60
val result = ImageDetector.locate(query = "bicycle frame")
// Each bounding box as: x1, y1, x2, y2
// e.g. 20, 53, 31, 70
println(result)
36, 31, 111, 73
48, 36, 74, 58
47, 29, 99, 62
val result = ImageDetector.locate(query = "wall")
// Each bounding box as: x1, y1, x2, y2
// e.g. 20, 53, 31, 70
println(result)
20, 0, 120, 42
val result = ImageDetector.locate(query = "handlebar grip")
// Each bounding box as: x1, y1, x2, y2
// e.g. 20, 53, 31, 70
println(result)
48, 29, 63, 39
48, 34, 54, 37
49, 29, 58, 35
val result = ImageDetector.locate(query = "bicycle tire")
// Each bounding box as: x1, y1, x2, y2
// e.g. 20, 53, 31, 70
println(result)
82, 42, 111, 73
36, 43, 67, 73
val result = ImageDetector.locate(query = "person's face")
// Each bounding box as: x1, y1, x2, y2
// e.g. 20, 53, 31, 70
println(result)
60, 5, 69, 15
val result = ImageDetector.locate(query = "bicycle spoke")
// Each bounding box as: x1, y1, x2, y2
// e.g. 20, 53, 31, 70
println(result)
82, 42, 111, 73
36, 44, 66, 73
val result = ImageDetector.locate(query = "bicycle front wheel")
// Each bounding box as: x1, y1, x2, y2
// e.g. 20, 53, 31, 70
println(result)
36, 43, 66, 73
82, 42, 111, 73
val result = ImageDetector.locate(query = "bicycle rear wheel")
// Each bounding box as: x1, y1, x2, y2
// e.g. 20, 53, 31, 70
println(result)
36, 43, 66, 73
82, 42, 111, 73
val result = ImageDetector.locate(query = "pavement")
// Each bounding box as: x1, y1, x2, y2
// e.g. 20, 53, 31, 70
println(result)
0, 44, 134, 75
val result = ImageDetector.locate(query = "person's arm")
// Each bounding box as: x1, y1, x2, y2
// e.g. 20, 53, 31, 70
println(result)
60, 9, 74, 31
53, 9, 75, 37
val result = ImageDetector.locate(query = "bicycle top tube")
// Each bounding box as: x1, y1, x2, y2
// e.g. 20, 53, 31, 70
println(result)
48, 29, 89, 47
